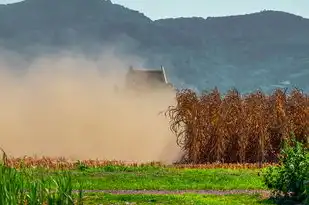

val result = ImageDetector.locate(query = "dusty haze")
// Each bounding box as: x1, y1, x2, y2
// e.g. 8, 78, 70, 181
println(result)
0, 51, 181, 164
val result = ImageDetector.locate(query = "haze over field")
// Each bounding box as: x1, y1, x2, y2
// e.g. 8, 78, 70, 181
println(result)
0, 0, 308, 163
0, 51, 181, 163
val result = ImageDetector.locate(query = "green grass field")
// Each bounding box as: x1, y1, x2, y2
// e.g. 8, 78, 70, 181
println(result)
70, 165, 276, 204
1, 162, 279, 204
82, 193, 275, 205
69, 165, 267, 190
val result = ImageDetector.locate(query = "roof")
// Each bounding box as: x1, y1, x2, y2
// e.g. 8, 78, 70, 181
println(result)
126, 66, 169, 84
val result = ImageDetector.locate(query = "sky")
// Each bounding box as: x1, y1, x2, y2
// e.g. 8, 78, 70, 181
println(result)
1, 0, 309, 20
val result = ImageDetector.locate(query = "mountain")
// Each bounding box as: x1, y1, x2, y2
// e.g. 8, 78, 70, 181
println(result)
0, 0, 309, 93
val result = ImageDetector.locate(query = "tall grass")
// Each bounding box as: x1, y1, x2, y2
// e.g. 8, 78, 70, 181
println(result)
0, 149, 84, 205
166, 88, 309, 164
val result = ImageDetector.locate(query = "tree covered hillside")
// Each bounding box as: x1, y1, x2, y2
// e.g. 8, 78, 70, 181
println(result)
0, 0, 309, 93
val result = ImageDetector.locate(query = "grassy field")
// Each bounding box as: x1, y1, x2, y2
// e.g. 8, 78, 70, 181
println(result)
69, 165, 267, 190
1, 158, 279, 204
82, 193, 275, 205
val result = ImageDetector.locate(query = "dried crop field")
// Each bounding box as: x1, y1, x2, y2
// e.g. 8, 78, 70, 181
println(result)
2, 155, 277, 170
166, 88, 309, 164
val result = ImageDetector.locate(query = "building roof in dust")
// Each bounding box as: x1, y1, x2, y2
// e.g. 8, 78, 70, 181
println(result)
127, 67, 168, 84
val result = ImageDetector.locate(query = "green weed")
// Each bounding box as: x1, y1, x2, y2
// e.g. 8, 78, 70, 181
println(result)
262, 136, 309, 203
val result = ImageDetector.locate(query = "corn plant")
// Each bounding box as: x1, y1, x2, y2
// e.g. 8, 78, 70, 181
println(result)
165, 87, 309, 164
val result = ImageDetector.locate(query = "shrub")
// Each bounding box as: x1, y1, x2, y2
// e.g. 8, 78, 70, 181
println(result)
262, 136, 309, 203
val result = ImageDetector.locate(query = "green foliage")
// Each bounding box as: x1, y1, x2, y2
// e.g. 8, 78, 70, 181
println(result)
0, 164, 84, 204
74, 160, 89, 171
305, 180, 309, 204
0, 149, 84, 205
262, 136, 309, 203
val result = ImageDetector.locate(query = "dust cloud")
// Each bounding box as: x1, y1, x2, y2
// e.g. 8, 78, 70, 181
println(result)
0, 51, 182, 164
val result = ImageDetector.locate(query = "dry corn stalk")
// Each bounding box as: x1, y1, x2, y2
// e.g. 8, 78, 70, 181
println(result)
166, 88, 309, 164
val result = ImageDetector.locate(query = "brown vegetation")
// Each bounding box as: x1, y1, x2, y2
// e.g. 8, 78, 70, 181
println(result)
1, 155, 276, 170
165, 88, 309, 164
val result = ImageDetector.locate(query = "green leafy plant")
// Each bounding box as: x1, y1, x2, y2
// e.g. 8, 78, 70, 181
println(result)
74, 160, 89, 171
262, 136, 309, 203
0, 149, 84, 204
304, 180, 309, 204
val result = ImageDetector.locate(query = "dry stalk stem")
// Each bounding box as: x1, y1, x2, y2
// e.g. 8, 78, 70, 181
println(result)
166, 88, 309, 164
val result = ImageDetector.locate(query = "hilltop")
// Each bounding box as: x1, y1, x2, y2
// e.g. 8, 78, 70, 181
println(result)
0, 0, 308, 93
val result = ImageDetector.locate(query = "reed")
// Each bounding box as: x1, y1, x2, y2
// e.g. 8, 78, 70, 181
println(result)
0, 149, 83, 205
